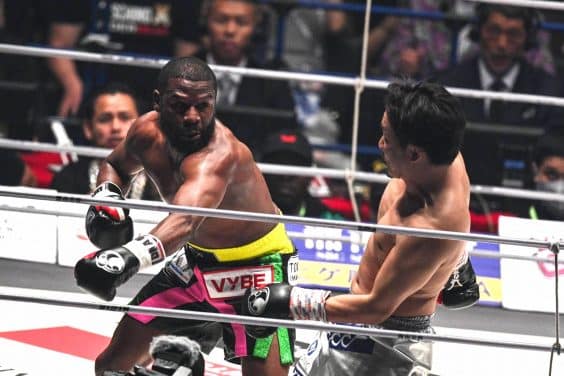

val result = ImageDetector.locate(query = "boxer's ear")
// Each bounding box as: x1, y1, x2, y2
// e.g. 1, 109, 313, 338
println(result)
153, 90, 161, 112
406, 145, 421, 162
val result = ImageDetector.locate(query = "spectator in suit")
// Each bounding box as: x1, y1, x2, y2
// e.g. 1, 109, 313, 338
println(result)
438, 4, 562, 128
50, 82, 159, 200
455, 1, 556, 76
437, 4, 563, 186
197, 0, 299, 153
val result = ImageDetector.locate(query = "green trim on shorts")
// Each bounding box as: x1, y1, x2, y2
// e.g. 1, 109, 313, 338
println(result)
251, 253, 294, 365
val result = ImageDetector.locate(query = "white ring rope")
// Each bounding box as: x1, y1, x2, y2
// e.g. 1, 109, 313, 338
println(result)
466, 0, 564, 11
0, 186, 560, 250
345, 0, 374, 222
2, 138, 564, 203
0, 290, 554, 353
0, 203, 558, 264
0, 3, 560, 369
1, 43, 564, 107
0, 137, 391, 182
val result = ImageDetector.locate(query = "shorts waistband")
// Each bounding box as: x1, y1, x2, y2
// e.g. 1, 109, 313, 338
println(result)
379, 315, 433, 332
186, 222, 294, 262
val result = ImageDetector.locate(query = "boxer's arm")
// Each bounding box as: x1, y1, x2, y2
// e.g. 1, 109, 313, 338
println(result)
149, 155, 233, 257
325, 235, 449, 324
97, 120, 145, 193
85, 121, 145, 248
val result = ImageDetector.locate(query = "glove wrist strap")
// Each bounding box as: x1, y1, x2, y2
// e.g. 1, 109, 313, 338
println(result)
123, 234, 166, 269
289, 287, 331, 322
93, 181, 123, 197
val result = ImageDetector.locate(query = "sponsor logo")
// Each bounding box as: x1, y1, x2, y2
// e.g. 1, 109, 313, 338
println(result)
534, 247, 564, 277
328, 332, 356, 349
247, 288, 270, 315
327, 332, 374, 354
203, 265, 274, 299
306, 339, 318, 356
288, 255, 299, 285
96, 250, 125, 274
167, 251, 194, 284
109, 2, 171, 35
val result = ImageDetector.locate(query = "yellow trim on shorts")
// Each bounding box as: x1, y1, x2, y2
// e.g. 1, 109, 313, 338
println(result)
187, 222, 294, 262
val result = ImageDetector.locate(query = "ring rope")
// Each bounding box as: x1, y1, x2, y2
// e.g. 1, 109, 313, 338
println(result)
466, 248, 563, 264
344, 0, 374, 222
0, 203, 558, 264
1, 43, 564, 107
0, 138, 389, 184
550, 241, 562, 374
0, 186, 559, 250
0, 290, 554, 353
2, 138, 564, 203
0, 1, 559, 369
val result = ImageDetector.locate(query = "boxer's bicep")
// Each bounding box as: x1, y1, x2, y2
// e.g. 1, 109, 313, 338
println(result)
100, 123, 145, 187
149, 161, 231, 255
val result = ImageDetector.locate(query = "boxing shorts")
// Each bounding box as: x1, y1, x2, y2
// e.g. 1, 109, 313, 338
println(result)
128, 222, 298, 364
293, 315, 434, 376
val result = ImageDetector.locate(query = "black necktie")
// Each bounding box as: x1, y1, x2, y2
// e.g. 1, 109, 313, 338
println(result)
488, 79, 506, 123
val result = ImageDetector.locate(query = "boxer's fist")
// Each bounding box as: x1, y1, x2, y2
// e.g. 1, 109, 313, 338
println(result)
242, 283, 292, 338
439, 256, 480, 310
86, 182, 133, 249
75, 234, 165, 301
241, 283, 331, 338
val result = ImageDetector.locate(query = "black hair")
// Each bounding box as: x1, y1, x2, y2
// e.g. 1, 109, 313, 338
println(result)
81, 82, 140, 120
202, 0, 261, 22
534, 127, 564, 166
157, 56, 217, 95
470, 4, 540, 49
384, 80, 466, 165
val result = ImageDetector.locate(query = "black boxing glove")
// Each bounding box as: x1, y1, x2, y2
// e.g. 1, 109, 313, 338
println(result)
241, 283, 331, 338
86, 182, 133, 249
75, 234, 165, 301
438, 251, 480, 310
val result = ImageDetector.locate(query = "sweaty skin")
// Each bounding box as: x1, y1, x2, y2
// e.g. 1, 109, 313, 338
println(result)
325, 112, 471, 325
97, 94, 276, 256
94, 77, 288, 376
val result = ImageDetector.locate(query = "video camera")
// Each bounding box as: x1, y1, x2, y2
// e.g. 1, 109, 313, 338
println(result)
103, 336, 205, 376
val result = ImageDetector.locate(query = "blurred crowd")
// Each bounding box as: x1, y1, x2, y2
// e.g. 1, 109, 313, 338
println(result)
1, 0, 564, 228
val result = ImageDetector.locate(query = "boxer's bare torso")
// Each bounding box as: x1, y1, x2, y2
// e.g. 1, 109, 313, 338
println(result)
352, 154, 470, 317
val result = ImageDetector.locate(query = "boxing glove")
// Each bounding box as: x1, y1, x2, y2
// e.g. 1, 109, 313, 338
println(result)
86, 182, 133, 249
438, 254, 480, 310
75, 234, 165, 301
241, 283, 331, 338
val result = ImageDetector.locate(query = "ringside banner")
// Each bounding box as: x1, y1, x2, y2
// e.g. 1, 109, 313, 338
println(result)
286, 223, 501, 306
0, 195, 500, 306
0, 193, 57, 263
499, 215, 564, 313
